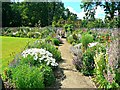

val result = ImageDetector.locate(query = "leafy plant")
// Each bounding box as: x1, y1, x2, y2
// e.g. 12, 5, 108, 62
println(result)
81, 48, 95, 76
66, 35, 75, 44
5, 52, 56, 88
45, 36, 53, 43
64, 24, 74, 33
9, 64, 45, 88
39, 65, 55, 87
52, 38, 60, 46
81, 33, 93, 49
93, 51, 120, 88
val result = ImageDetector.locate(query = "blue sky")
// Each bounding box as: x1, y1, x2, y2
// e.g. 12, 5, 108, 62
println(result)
62, 0, 105, 20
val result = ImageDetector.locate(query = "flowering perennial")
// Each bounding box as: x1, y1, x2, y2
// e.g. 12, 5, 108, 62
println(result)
21, 48, 58, 66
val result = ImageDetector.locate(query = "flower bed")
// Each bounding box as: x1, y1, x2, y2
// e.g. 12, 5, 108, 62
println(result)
69, 29, 120, 88
2, 38, 62, 88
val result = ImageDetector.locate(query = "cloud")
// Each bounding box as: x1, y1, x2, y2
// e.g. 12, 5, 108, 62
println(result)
95, 6, 105, 20
67, 6, 105, 20
66, 6, 85, 19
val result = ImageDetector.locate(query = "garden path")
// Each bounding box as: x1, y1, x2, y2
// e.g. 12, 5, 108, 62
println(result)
58, 38, 96, 88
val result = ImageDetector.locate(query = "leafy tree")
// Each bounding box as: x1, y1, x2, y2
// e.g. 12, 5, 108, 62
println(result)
2, 1, 66, 27
80, 1, 120, 28
2, 2, 13, 27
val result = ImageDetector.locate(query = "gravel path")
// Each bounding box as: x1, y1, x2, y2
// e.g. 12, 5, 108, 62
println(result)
58, 38, 96, 88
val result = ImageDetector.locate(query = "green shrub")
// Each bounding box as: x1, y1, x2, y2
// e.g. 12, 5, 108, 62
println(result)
81, 33, 93, 49
64, 24, 68, 31
52, 38, 60, 46
27, 32, 40, 38
64, 24, 74, 33
115, 70, 120, 85
45, 36, 52, 43
20, 55, 40, 67
80, 44, 106, 76
6, 55, 56, 88
72, 33, 78, 40
34, 32, 40, 38
39, 65, 55, 87
67, 35, 74, 44
27, 32, 34, 38
40, 28, 55, 39
81, 48, 95, 76
10, 64, 45, 88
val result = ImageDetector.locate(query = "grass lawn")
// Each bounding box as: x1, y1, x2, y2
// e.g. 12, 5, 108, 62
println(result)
0, 36, 36, 74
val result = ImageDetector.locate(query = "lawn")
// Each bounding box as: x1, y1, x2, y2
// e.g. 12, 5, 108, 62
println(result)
0, 36, 36, 73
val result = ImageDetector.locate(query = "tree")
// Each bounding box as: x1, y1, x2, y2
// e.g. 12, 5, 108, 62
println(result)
2, 1, 78, 27
2, 1, 66, 27
2, 2, 13, 27
80, 1, 120, 28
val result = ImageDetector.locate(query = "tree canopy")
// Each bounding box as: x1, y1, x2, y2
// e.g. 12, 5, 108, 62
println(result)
80, 1, 120, 28
2, 1, 77, 27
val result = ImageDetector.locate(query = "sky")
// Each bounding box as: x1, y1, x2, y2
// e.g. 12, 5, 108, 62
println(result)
62, 0, 105, 20
14, 0, 105, 20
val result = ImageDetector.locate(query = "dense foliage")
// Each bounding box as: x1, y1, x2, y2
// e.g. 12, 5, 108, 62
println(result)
7, 64, 45, 88
2, 2, 77, 27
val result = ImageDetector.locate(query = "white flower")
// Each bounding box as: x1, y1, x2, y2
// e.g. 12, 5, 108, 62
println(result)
47, 60, 50, 65
51, 62, 58, 66
88, 42, 98, 47
46, 51, 53, 57
21, 48, 58, 66
34, 54, 38, 60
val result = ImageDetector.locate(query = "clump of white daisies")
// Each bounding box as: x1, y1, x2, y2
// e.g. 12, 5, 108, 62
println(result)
21, 48, 58, 66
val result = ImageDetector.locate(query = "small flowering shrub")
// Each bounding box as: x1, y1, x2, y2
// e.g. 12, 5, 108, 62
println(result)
88, 42, 98, 48
4, 56, 56, 88
45, 36, 53, 43
93, 51, 119, 88
66, 31, 81, 45
21, 48, 58, 67
64, 24, 74, 33
28, 41, 61, 61
73, 56, 83, 71
70, 44, 83, 71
